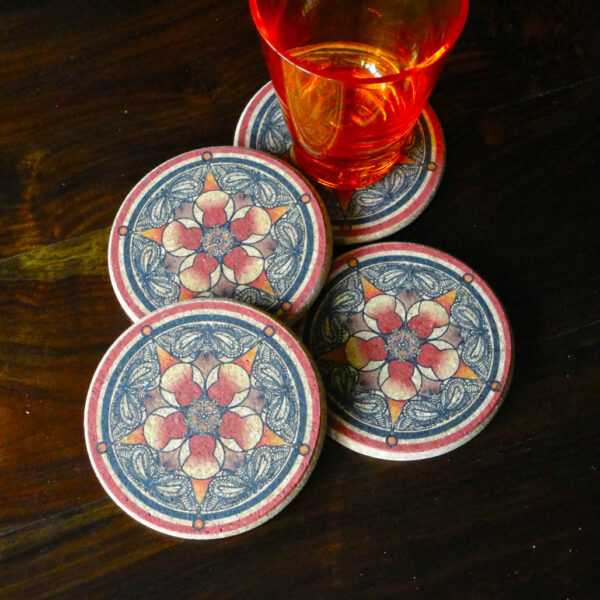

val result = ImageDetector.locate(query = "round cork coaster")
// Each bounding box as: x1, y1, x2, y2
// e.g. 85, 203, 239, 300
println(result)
85, 299, 326, 538
109, 146, 332, 324
305, 242, 513, 460
234, 82, 445, 244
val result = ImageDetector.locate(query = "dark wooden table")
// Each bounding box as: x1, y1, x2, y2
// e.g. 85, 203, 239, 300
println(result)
1, 1, 599, 598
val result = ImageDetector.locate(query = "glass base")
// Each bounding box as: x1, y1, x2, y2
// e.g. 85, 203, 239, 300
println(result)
234, 82, 446, 244
290, 144, 401, 190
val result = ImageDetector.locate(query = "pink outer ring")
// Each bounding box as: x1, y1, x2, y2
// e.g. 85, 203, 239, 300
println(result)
321, 242, 513, 460
108, 146, 331, 324
234, 82, 274, 150
85, 299, 326, 538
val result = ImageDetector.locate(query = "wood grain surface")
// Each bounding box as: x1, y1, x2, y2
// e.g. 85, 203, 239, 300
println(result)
1, 0, 599, 598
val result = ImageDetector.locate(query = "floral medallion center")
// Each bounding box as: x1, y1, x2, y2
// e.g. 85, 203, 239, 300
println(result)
200, 226, 235, 259
306, 247, 511, 461
385, 327, 422, 362
184, 396, 223, 436
156, 188, 276, 294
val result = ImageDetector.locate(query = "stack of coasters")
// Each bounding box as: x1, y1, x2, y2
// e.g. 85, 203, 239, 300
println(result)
234, 82, 445, 244
109, 146, 332, 324
86, 100, 513, 537
305, 242, 513, 460
87, 146, 332, 538
85, 299, 325, 538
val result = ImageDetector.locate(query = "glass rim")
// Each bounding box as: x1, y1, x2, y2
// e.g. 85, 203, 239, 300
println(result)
249, 0, 469, 85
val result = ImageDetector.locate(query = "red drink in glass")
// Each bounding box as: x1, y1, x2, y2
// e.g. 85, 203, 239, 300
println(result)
250, 0, 468, 189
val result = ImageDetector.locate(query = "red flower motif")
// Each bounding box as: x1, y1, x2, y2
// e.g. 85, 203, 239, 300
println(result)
345, 294, 459, 401
161, 190, 272, 292
143, 362, 263, 479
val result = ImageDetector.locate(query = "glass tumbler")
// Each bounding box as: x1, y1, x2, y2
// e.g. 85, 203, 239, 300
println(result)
249, 0, 468, 190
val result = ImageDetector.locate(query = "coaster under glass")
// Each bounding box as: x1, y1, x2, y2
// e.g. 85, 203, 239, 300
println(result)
235, 82, 446, 245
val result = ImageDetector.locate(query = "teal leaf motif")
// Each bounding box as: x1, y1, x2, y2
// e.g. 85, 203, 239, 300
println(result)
153, 472, 195, 510
361, 265, 409, 292
462, 334, 489, 366
166, 178, 201, 201
109, 344, 158, 440
349, 165, 419, 217
113, 445, 196, 512
252, 345, 289, 392
137, 238, 163, 273
361, 264, 455, 297
274, 210, 301, 249
148, 195, 176, 228
201, 446, 291, 512
261, 105, 291, 156
207, 476, 247, 502
439, 379, 469, 412
330, 279, 364, 314
131, 235, 179, 306
309, 272, 363, 354
412, 270, 447, 297
352, 389, 391, 429
323, 360, 358, 400
266, 207, 304, 296
265, 242, 297, 283
156, 325, 259, 362
320, 361, 391, 429
132, 446, 157, 482
265, 392, 296, 442
218, 167, 288, 208
114, 391, 143, 436
451, 293, 492, 377
394, 379, 483, 433
145, 274, 180, 304
452, 304, 482, 331
134, 163, 226, 230
402, 399, 442, 425
124, 344, 160, 391
119, 444, 158, 483
252, 344, 298, 441
232, 285, 278, 312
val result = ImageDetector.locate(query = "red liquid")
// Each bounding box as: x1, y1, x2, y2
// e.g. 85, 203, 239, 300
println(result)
251, 0, 468, 189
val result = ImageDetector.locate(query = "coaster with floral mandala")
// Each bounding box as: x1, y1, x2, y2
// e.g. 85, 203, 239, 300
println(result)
85, 299, 326, 538
109, 147, 331, 324
306, 242, 513, 460
234, 82, 445, 244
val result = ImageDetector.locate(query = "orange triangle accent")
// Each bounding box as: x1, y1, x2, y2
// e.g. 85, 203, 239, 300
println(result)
266, 205, 291, 223
361, 276, 383, 301
156, 345, 180, 373
202, 171, 220, 192
139, 226, 165, 244
251, 271, 274, 295
191, 478, 212, 506
179, 285, 197, 302
396, 152, 416, 166
323, 344, 347, 363
387, 399, 406, 425
455, 360, 478, 380
258, 426, 288, 448
119, 426, 146, 446
234, 345, 259, 374
336, 190, 354, 213
435, 289, 458, 312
